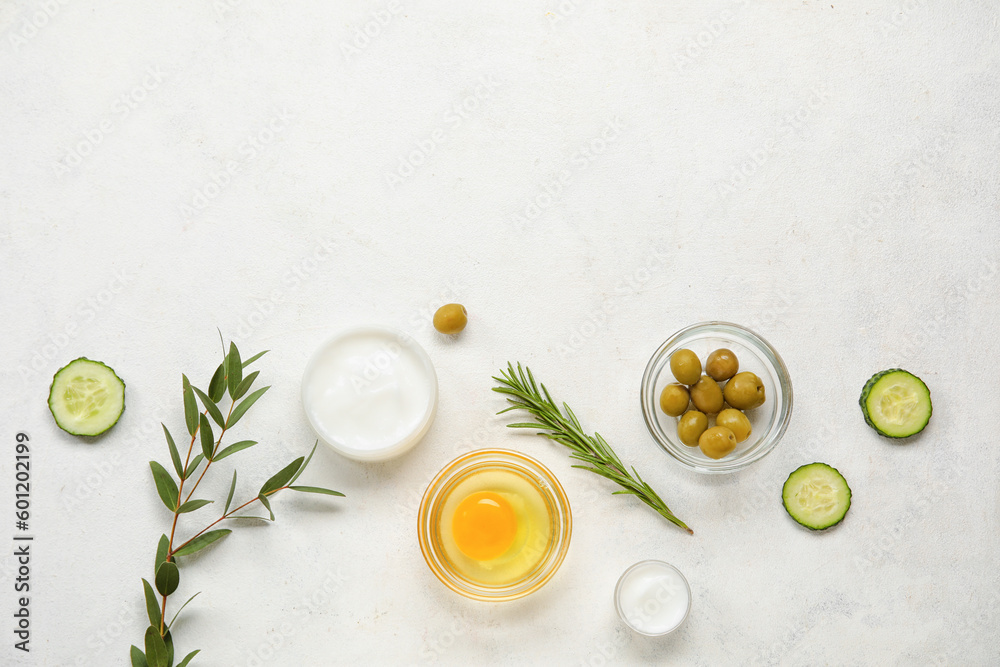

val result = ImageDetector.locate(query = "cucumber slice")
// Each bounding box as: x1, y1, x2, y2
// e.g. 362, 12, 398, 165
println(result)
48, 358, 125, 436
859, 369, 931, 438
782, 463, 851, 530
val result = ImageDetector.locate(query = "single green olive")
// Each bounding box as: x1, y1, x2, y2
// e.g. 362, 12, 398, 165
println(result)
677, 410, 708, 447
433, 303, 468, 334
659, 383, 690, 417
698, 426, 737, 459
706, 348, 739, 382
716, 408, 752, 443
723, 371, 766, 409
690, 375, 724, 414
669, 348, 702, 385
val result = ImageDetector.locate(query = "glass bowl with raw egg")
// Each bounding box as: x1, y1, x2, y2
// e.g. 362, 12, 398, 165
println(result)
417, 449, 572, 601
641, 321, 793, 474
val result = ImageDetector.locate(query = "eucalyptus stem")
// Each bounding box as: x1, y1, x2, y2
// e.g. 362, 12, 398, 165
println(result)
182, 401, 235, 504
134, 340, 344, 667
493, 362, 692, 535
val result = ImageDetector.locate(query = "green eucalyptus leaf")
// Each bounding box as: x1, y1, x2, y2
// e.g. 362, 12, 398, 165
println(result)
164, 630, 174, 667
242, 349, 268, 368
224, 470, 237, 515
214, 440, 257, 461
149, 462, 178, 511
162, 425, 182, 479
131, 645, 149, 667
155, 561, 179, 597
258, 493, 275, 521
155, 534, 169, 573
184, 454, 204, 480
182, 375, 198, 436
173, 529, 231, 557
232, 370, 259, 401
227, 342, 243, 398
288, 441, 318, 486
176, 649, 200, 667
260, 457, 304, 496
228, 515, 272, 521
192, 386, 225, 429
144, 626, 168, 667
208, 361, 226, 403
289, 486, 345, 497
199, 414, 214, 461
226, 386, 269, 428
176, 499, 213, 514
168, 592, 201, 631
141, 578, 161, 628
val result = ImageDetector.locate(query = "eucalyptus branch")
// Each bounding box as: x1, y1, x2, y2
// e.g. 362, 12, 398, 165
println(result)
492, 362, 692, 535
133, 340, 344, 667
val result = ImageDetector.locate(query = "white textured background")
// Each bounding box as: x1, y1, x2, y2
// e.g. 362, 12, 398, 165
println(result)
2, 0, 999, 665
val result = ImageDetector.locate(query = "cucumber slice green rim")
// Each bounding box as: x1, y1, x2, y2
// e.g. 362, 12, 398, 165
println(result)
48, 357, 126, 437
782, 462, 851, 531
859, 369, 932, 438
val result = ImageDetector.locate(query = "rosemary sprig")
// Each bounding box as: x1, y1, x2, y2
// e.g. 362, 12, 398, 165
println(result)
492, 362, 692, 535
132, 340, 344, 667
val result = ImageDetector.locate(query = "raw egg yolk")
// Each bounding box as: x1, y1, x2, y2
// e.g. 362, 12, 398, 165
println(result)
451, 491, 517, 561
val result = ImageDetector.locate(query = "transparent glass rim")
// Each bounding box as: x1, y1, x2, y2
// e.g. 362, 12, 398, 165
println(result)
417, 448, 572, 601
640, 321, 793, 474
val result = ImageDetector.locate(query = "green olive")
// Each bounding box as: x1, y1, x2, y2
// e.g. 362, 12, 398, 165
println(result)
723, 371, 766, 409
698, 426, 737, 459
659, 383, 690, 417
669, 348, 702, 385
716, 408, 752, 443
676, 410, 708, 446
706, 348, 739, 382
433, 303, 467, 334
690, 375, 724, 414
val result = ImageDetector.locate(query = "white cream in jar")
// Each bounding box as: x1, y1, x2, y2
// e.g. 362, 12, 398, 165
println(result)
301, 326, 437, 461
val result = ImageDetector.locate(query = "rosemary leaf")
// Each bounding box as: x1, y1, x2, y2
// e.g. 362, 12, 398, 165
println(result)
492, 362, 692, 534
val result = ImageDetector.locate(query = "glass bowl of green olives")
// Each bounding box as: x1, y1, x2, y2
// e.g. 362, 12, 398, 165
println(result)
640, 322, 792, 474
